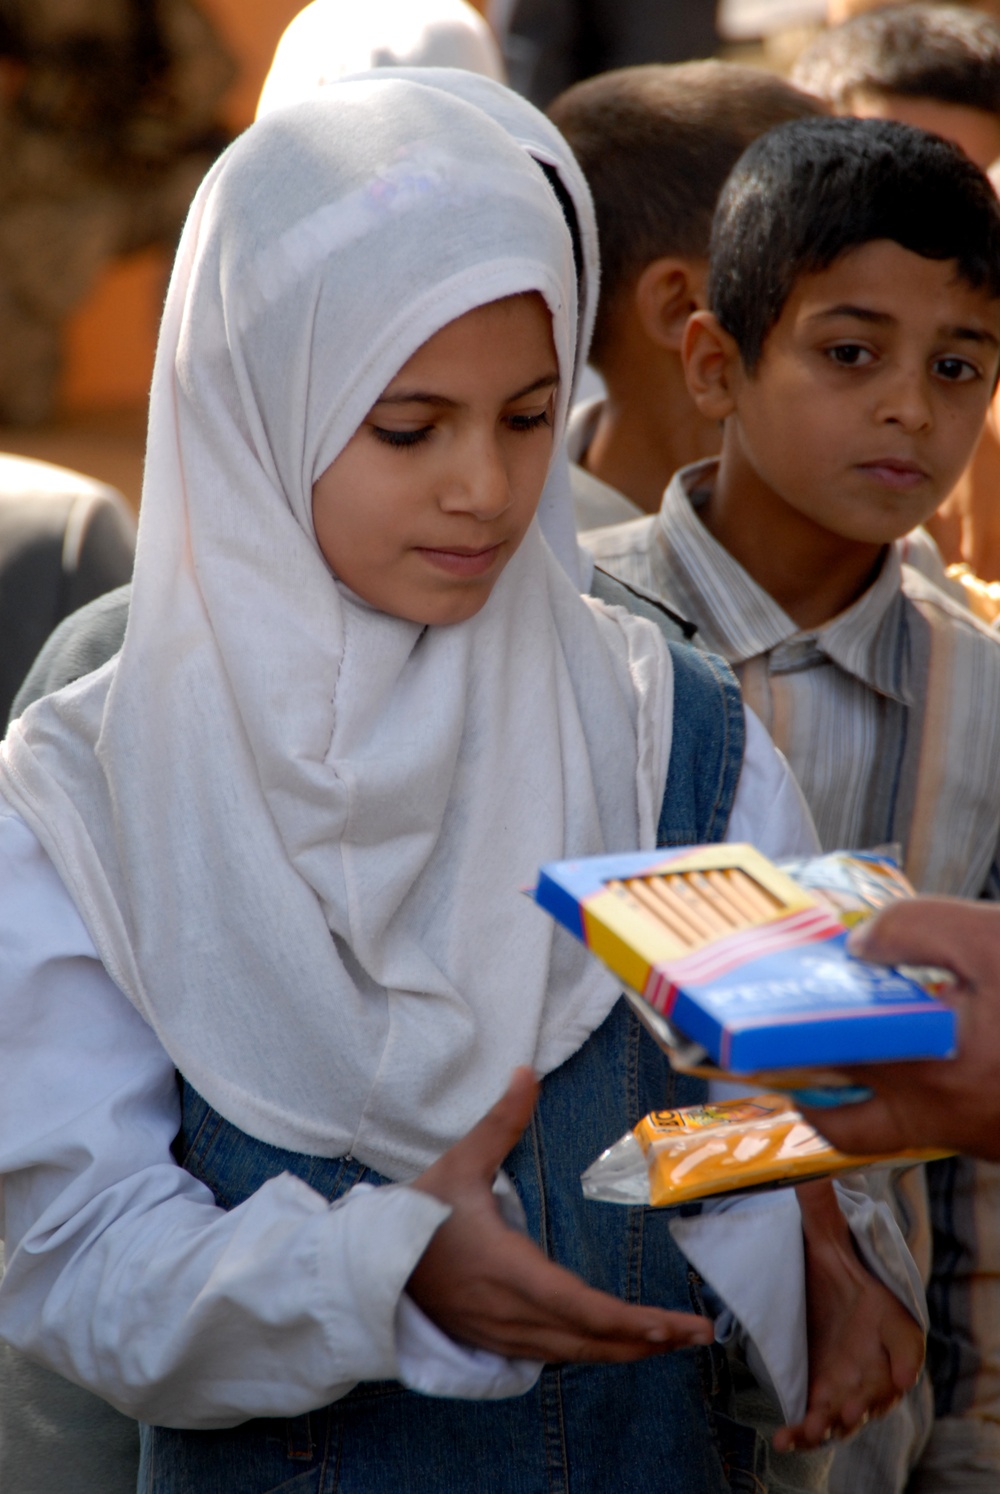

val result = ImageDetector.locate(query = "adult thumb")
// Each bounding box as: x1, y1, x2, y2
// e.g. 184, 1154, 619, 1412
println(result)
847, 897, 993, 987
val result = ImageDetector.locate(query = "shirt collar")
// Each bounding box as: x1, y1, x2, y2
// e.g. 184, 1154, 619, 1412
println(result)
567, 398, 646, 528
657, 459, 912, 704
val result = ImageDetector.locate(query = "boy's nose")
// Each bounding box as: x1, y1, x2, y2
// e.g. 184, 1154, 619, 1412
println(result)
878, 370, 933, 432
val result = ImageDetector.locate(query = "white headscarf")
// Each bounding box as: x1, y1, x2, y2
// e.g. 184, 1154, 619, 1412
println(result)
0, 82, 672, 1177
260, 65, 596, 583
257, 0, 505, 120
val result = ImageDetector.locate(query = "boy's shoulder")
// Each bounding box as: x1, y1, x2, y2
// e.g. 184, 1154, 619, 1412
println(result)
580, 514, 661, 600
580, 513, 658, 558
899, 560, 1000, 651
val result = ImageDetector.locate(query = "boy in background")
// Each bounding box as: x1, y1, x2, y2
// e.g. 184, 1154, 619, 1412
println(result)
794, 3, 1000, 590
547, 62, 824, 531
584, 115, 1000, 1494
793, 3, 1000, 170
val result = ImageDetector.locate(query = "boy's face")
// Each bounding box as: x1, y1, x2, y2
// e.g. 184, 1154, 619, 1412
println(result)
847, 93, 1000, 172
312, 293, 558, 626
707, 240, 1000, 548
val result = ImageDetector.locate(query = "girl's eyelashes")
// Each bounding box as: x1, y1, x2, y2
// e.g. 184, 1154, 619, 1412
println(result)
370, 425, 433, 449
369, 409, 552, 449
506, 409, 552, 434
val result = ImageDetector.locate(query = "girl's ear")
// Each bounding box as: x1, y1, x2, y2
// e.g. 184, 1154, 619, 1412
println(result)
682, 311, 740, 422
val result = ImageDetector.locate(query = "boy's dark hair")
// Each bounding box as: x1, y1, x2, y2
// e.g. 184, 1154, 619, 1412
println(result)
709, 115, 1000, 371
792, 4, 1000, 116
547, 61, 823, 361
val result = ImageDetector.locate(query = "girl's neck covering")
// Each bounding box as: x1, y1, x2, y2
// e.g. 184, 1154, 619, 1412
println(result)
0, 82, 673, 1176
257, 0, 505, 119
259, 66, 597, 586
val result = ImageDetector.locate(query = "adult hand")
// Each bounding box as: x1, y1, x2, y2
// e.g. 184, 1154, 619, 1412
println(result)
408, 1067, 715, 1363
773, 1179, 924, 1452
800, 898, 1000, 1160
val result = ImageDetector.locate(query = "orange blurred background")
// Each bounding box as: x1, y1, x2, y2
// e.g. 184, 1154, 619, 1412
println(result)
61, 0, 305, 417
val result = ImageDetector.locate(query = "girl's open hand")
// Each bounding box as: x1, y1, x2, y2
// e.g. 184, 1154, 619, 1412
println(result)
408, 1067, 715, 1364
773, 1179, 925, 1452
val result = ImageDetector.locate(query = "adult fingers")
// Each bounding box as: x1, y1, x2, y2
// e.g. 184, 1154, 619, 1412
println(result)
848, 897, 999, 987
798, 1090, 913, 1155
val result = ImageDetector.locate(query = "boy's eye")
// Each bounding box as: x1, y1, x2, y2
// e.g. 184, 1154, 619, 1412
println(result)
371, 425, 433, 449
933, 356, 979, 384
505, 410, 552, 434
826, 343, 875, 368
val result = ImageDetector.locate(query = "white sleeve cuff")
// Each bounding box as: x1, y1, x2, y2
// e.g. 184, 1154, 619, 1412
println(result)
393, 1168, 543, 1401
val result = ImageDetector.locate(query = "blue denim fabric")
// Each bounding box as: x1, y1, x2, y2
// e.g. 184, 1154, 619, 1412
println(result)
138, 637, 753, 1492
659, 642, 745, 849
142, 1000, 762, 1493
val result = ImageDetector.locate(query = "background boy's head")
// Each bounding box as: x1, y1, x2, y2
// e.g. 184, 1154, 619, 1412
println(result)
687, 116, 1000, 554
794, 5, 1000, 168
548, 62, 824, 371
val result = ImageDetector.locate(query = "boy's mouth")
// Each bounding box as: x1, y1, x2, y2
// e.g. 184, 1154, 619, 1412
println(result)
855, 459, 929, 491
414, 543, 503, 577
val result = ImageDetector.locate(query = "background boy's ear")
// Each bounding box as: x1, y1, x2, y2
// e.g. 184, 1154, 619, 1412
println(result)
682, 311, 739, 421
634, 257, 709, 354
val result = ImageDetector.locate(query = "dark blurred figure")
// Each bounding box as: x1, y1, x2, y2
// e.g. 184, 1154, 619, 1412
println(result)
0, 0, 233, 424
0, 452, 134, 721
505, 0, 718, 107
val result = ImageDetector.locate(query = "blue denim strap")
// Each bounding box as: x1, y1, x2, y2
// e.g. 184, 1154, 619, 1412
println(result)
658, 641, 745, 848
587, 565, 745, 847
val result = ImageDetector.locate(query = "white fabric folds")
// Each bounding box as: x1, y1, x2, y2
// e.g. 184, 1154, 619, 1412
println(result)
257, 0, 506, 119
0, 83, 674, 1179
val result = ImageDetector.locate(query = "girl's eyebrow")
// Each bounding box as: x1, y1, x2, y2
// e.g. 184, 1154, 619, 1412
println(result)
374, 372, 560, 408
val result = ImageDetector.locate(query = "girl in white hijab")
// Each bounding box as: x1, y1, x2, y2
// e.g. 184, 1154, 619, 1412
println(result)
0, 76, 902, 1494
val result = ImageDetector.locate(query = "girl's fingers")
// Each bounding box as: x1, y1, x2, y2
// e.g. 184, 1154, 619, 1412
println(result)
450, 1298, 714, 1364
426, 1229, 714, 1361
447, 1066, 540, 1182
411, 1091, 713, 1367
497, 1235, 713, 1346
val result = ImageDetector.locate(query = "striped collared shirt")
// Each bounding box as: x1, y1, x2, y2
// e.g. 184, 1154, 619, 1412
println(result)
584, 458, 1000, 1427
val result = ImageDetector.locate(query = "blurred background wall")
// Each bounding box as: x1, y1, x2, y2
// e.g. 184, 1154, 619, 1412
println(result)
61, 0, 304, 418
7, 0, 990, 509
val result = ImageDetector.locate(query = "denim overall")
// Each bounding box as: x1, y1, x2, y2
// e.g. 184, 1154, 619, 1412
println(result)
140, 642, 763, 1494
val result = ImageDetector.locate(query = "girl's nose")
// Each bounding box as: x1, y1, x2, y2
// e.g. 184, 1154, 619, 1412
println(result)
441, 434, 510, 519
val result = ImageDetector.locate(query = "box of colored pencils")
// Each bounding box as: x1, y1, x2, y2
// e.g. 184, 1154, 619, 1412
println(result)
581, 1092, 949, 1207
533, 845, 956, 1073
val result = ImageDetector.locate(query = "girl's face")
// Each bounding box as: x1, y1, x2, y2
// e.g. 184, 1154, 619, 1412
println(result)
312, 292, 559, 625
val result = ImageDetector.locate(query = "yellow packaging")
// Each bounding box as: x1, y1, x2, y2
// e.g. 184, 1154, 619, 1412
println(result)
632, 1093, 945, 1206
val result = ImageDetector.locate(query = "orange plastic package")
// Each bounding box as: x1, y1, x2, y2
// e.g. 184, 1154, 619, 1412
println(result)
581, 1091, 947, 1207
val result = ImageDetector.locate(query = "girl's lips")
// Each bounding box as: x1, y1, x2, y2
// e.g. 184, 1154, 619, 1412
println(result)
414, 543, 503, 577
857, 460, 928, 491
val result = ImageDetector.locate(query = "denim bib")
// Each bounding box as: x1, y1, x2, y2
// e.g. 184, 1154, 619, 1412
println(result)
140, 642, 760, 1494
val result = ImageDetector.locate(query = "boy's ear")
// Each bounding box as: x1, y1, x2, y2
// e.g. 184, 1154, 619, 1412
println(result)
682, 311, 740, 421
633, 256, 709, 353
